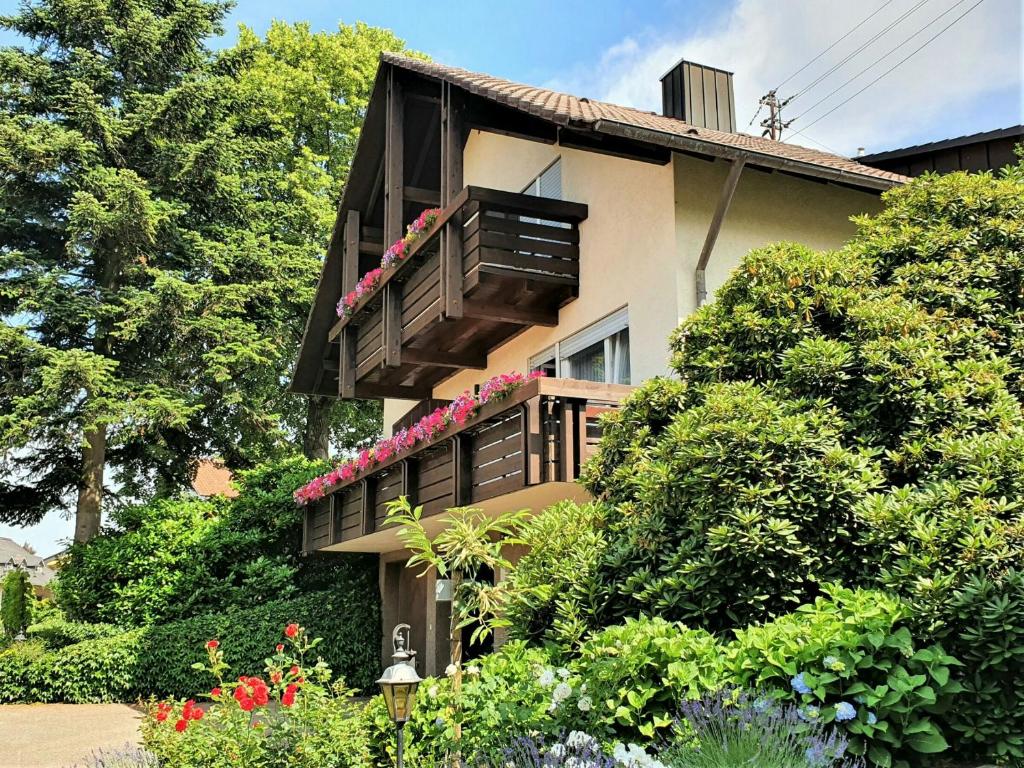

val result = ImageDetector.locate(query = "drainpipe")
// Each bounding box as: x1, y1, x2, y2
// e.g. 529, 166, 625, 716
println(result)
695, 158, 745, 308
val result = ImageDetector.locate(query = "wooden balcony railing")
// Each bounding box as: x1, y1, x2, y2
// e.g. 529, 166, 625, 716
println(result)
329, 186, 588, 400
302, 377, 631, 552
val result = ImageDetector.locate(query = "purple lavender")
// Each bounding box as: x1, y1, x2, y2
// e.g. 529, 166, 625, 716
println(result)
73, 745, 160, 768
480, 731, 618, 768
665, 690, 864, 768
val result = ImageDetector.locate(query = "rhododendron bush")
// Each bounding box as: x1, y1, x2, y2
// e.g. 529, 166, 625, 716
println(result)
142, 624, 369, 768
337, 207, 442, 318
294, 371, 544, 505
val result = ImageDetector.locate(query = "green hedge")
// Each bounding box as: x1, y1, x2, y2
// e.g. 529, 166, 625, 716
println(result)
0, 587, 380, 703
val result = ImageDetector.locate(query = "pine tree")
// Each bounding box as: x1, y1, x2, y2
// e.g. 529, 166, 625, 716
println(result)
0, 4, 403, 539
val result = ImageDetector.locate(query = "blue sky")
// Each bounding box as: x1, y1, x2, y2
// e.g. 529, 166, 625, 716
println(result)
1, 0, 1021, 555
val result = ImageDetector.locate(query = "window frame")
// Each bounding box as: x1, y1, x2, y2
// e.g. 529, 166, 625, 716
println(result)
528, 306, 630, 385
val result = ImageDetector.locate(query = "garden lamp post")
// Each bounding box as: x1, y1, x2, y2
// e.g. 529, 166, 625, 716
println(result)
377, 623, 421, 768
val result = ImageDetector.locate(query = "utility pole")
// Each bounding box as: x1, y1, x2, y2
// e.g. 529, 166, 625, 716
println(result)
758, 89, 794, 141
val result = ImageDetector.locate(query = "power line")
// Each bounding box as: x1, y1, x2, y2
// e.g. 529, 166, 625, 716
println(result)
795, 0, 989, 134
775, 0, 897, 91
789, 0, 933, 102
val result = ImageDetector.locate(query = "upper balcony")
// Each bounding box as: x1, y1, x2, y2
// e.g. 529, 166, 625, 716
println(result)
329, 186, 588, 400
302, 376, 630, 553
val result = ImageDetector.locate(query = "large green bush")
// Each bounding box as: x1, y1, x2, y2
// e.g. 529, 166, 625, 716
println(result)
573, 166, 1024, 764
504, 500, 610, 648
0, 586, 380, 703
55, 455, 375, 626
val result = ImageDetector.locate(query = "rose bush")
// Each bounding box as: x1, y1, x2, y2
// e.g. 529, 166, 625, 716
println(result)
141, 624, 369, 768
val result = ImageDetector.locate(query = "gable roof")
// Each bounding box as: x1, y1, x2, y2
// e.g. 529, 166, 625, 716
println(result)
0, 537, 43, 568
382, 53, 906, 190
191, 459, 238, 499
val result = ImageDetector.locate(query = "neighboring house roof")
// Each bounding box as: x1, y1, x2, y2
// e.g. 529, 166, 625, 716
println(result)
191, 460, 239, 499
0, 536, 54, 587
381, 53, 907, 190
859, 125, 1024, 167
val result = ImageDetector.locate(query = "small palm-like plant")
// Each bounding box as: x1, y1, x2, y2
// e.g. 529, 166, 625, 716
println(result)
662, 690, 863, 768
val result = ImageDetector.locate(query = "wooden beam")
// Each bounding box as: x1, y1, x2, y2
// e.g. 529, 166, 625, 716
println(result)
383, 68, 405, 369
696, 158, 745, 307
343, 210, 359, 293
440, 81, 465, 320
354, 382, 433, 400
404, 186, 440, 206
402, 348, 486, 369
462, 300, 559, 327
338, 327, 356, 399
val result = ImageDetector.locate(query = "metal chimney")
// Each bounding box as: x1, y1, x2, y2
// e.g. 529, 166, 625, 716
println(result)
661, 59, 736, 133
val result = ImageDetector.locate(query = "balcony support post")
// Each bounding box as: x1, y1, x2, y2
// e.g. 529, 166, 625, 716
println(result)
383, 67, 405, 368
453, 433, 473, 505
360, 477, 376, 536
440, 81, 464, 320
401, 458, 419, 508
521, 400, 543, 485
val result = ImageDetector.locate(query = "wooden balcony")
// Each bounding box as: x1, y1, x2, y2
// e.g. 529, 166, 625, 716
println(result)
303, 377, 631, 553
329, 186, 588, 400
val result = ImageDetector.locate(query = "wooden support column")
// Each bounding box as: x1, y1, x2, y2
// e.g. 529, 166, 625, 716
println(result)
401, 458, 419, 508
695, 158, 745, 307
453, 433, 473, 505
360, 477, 376, 536
383, 67, 405, 368
343, 209, 360, 292
521, 400, 542, 485
338, 326, 356, 399
440, 81, 465, 320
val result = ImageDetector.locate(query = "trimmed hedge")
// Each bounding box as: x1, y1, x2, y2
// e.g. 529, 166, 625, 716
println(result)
0, 587, 380, 703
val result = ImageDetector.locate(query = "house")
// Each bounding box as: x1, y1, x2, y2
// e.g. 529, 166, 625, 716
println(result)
190, 459, 238, 499
290, 54, 905, 673
0, 537, 54, 594
859, 125, 1023, 176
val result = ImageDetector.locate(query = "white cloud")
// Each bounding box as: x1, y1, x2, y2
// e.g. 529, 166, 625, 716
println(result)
548, 0, 1023, 156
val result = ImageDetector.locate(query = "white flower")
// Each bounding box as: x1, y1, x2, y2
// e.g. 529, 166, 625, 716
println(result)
580, 683, 587, 694
577, 695, 593, 712
566, 731, 598, 750
552, 681, 572, 703
538, 668, 556, 688
548, 744, 566, 759
466, 665, 480, 676
427, 684, 439, 699
445, 664, 457, 677
557, 667, 570, 679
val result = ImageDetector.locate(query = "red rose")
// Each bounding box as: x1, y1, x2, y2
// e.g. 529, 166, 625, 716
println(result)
284, 623, 299, 638
270, 671, 282, 684
289, 666, 300, 676
281, 689, 296, 707
233, 686, 247, 702
253, 686, 269, 706
210, 687, 221, 698
275, 644, 284, 653
239, 697, 254, 712
205, 640, 219, 649
191, 708, 204, 721
155, 711, 168, 723
175, 719, 188, 732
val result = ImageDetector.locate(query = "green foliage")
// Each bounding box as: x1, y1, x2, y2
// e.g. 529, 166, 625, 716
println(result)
939, 570, 1024, 762
26, 615, 120, 649
570, 617, 723, 739
0, 587, 380, 703
0, 4, 394, 527
726, 587, 960, 768
594, 382, 882, 631
55, 455, 377, 626
363, 641, 558, 767
1, 569, 31, 636
504, 500, 610, 648
142, 625, 370, 768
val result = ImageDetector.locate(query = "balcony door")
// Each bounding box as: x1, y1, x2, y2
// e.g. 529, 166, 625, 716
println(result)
530, 307, 631, 385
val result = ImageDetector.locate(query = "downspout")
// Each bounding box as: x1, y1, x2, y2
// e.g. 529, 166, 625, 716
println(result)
695, 157, 745, 308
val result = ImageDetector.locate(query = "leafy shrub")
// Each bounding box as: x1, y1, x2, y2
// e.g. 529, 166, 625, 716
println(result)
592, 382, 882, 631
569, 617, 723, 739
364, 641, 558, 767
504, 500, 611, 648
726, 587, 960, 768
141, 625, 369, 768
27, 615, 121, 649
55, 455, 374, 626
1, 569, 31, 636
0, 587, 380, 703
939, 570, 1024, 763
662, 689, 862, 768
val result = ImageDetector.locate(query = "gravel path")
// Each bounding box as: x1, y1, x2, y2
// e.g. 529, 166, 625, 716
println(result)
0, 704, 143, 768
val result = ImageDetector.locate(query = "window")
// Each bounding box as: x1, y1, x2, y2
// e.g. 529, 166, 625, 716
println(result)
522, 158, 562, 199
529, 307, 630, 385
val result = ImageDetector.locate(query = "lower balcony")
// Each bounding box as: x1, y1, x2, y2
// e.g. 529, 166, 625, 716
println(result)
302, 377, 632, 553
329, 186, 588, 400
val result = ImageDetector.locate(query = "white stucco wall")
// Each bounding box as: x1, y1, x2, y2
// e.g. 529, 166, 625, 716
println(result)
383, 134, 887, 432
